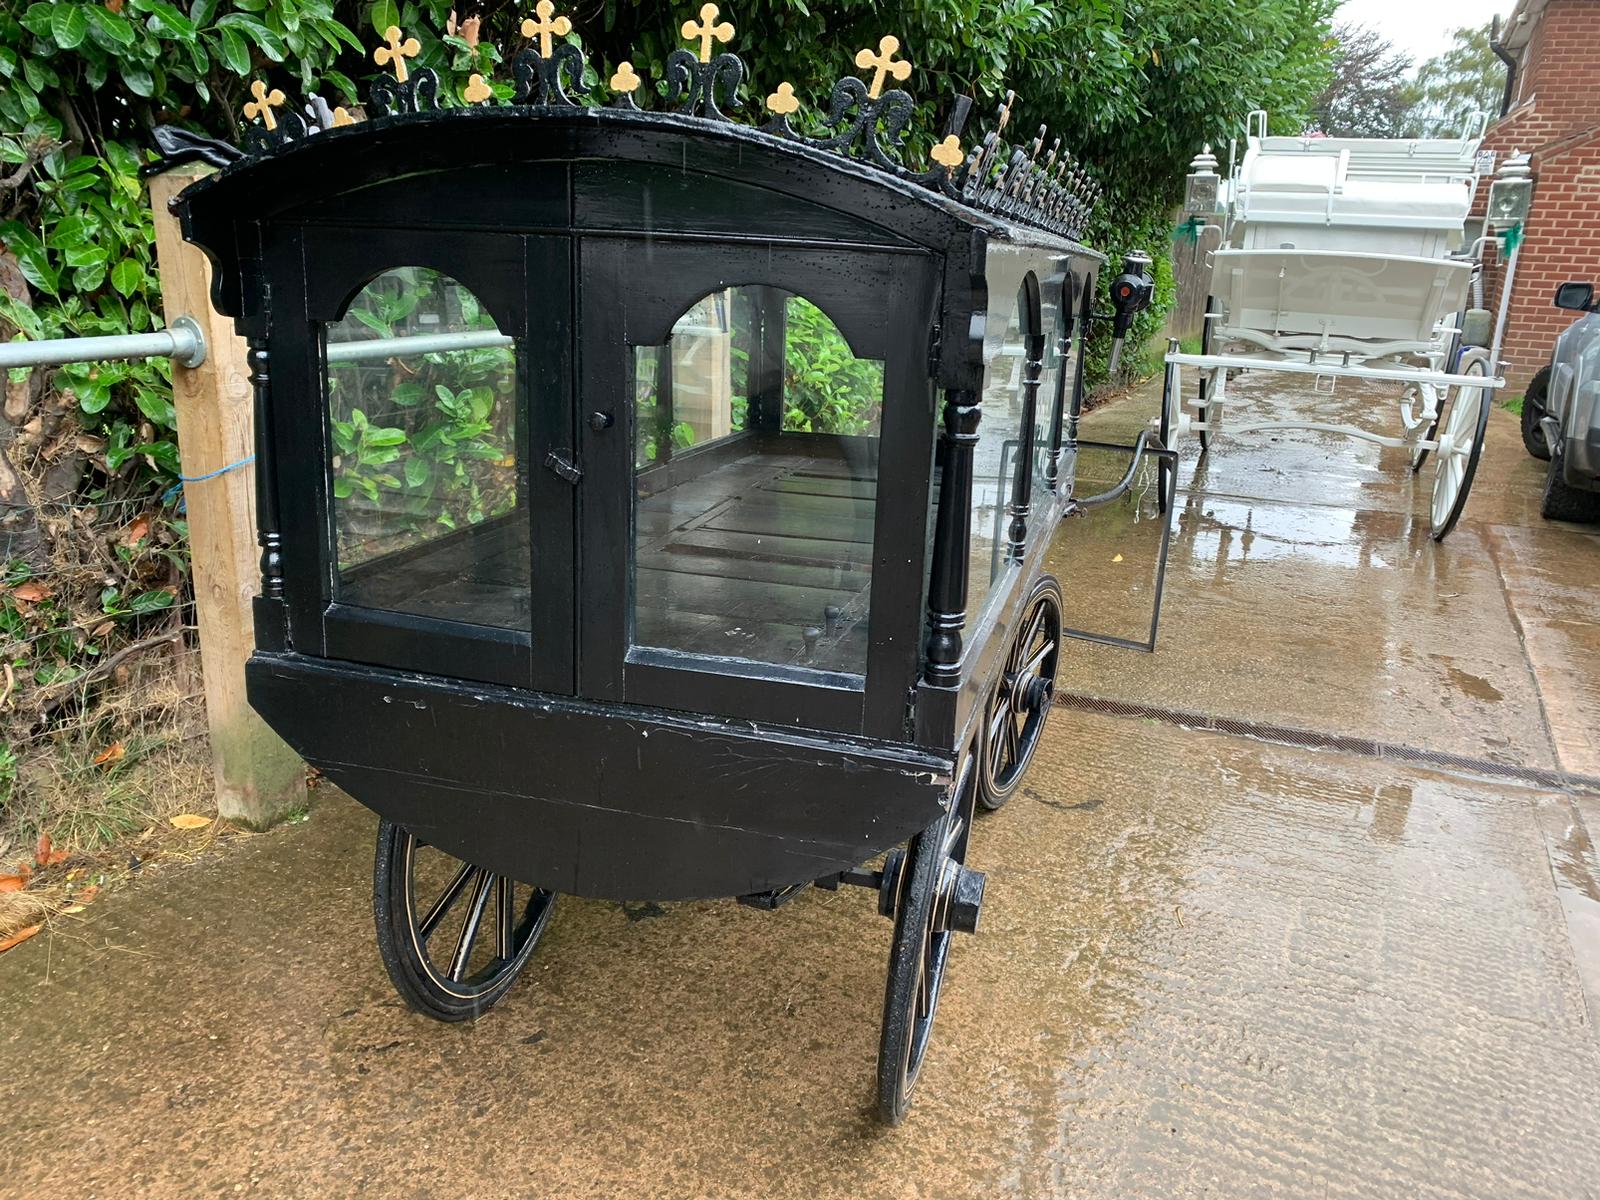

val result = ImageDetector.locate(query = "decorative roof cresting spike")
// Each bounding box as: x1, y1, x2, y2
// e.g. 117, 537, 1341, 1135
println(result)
375, 25, 421, 83
856, 36, 911, 100
464, 74, 493, 104
683, 3, 734, 63
244, 80, 285, 131
523, 1, 573, 59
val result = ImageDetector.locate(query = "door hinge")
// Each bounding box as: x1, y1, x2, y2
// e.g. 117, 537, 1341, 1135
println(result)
543, 449, 582, 485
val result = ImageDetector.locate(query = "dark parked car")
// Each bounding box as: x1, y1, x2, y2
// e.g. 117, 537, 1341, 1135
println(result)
1523, 282, 1600, 521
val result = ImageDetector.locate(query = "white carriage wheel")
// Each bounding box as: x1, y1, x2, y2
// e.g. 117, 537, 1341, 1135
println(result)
1429, 354, 1490, 540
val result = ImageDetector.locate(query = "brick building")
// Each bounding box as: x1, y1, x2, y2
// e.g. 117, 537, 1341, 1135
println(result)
1474, 0, 1600, 391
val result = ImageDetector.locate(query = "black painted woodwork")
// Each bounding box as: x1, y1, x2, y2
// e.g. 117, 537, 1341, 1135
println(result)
178, 102, 1104, 900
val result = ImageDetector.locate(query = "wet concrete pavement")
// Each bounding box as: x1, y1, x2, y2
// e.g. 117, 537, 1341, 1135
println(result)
3, 375, 1599, 1199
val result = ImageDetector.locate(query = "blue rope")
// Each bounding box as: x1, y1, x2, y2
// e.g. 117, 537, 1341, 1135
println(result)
162, 454, 256, 509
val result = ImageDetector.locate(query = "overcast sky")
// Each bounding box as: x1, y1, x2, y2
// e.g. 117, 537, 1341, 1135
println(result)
1338, 0, 1514, 64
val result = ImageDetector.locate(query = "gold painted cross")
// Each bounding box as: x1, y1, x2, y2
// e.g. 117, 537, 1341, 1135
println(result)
855, 35, 911, 99
243, 79, 286, 131
682, 3, 734, 63
522, 1, 572, 59
375, 25, 421, 83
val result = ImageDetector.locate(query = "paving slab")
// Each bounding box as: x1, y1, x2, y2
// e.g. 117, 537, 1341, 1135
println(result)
1, 371, 1597, 1199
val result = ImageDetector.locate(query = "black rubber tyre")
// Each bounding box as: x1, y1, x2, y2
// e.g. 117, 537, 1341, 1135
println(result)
374, 820, 556, 1022
1521, 367, 1552, 461
877, 747, 979, 1125
1540, 439, 1600, 523
978, 575, 1063, 811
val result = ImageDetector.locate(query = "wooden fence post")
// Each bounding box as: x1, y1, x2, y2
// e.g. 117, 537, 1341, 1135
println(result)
147, 164, 306, 829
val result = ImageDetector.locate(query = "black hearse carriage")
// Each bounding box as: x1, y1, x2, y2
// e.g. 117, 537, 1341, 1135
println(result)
167, 8, 1165, 1123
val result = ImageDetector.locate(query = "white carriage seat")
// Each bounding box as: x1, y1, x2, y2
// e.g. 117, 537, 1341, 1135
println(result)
1210, 248, 1473, 353
1236, 144, 1473, 259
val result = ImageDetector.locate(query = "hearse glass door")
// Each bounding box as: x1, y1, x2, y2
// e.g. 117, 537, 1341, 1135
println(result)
578, 239, 940, 737
287, 228, 573, 692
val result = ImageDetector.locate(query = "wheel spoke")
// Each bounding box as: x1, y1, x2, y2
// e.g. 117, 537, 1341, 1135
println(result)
417, 861, 475, 942
447, 869, 493, 982
496, 874, 515, 961
1020, 640, 1052, 682
1004, 712, 1022, 765
987, 696, 1012, 757
1022, 602, 1047, 660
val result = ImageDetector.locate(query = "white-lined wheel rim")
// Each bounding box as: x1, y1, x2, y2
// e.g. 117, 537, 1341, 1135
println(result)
1431, 369, 1485, 531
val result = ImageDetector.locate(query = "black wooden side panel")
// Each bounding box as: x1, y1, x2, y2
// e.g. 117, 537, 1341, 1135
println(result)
247, 653, 951, 901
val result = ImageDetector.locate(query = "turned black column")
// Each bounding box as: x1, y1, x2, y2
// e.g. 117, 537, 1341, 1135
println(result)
923, 389, 980, 687
1045, 315, 1074, 490
248, 339, 284, 601
1006, 331, 1047, 559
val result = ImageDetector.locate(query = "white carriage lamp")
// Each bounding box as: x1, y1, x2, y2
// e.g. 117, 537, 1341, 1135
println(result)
1184, 144, 1221, 216
1486, 152, 1533, 230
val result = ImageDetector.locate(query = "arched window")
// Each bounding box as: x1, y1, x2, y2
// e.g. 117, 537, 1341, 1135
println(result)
323, 266, 525, 629
630, 286, 884, 678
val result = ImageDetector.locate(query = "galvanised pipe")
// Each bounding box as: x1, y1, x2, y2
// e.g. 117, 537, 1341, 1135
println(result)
0, 315, 207, 370
325, 330, 513, 363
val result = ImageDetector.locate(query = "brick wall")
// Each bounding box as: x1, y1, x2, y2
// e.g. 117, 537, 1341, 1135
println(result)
1473, 0, 1600, 392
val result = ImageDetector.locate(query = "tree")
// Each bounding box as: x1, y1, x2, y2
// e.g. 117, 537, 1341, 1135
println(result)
1409, 23, 1504, 137
1311, 24, 1418, 138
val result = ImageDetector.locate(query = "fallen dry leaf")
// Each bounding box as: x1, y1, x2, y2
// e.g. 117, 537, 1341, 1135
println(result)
11, 581, 51, 603
60, 904, 86, 915
0, 875, 26, 893
169, 814, 213, 830
0, 924, 41, 954
65, 868, 80, 882
34, 832, 50, 867
121, 514, 151, 547
93, 741, 126, 766
76, 885, 99, 905
1112, 553, 1124, 563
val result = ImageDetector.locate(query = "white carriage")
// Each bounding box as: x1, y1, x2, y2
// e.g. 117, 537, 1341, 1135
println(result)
1166, 111, 1532, 540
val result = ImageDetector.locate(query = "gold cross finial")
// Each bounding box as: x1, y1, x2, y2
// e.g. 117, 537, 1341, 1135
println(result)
521, 1, 572, 59
375, 26, 421, 83
682, 4, 734, 63
855, 36, 911, 99
464, 73, 493, 104
243, 79, 286, 131
931, 135, 964, 169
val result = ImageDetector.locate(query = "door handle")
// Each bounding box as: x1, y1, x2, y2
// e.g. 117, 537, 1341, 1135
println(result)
543, 449, 583, 485
587, 410, 614, 431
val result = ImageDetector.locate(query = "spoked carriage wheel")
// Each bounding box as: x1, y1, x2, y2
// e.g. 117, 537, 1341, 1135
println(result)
373, 820, 556, 1022
1409, 383, 1446, 474
1157, 358, 1178, 513
1197, 298, 1220, 453
1428, 352, 1491, 541
978, 575, 1064, 810
877, 746, 983, 1125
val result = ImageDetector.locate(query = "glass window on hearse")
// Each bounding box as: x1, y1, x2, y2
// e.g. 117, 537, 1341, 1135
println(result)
1033, 276, 1069, 499
968, 275, 1041, 614
631, 287, 883, 681
322, 267, 526, 631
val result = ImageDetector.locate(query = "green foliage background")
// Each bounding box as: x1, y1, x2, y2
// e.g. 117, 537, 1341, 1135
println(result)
2, 0, 1338, 481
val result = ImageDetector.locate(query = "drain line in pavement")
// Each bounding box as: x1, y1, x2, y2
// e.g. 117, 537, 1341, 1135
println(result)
1055, 692, 1600, 796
